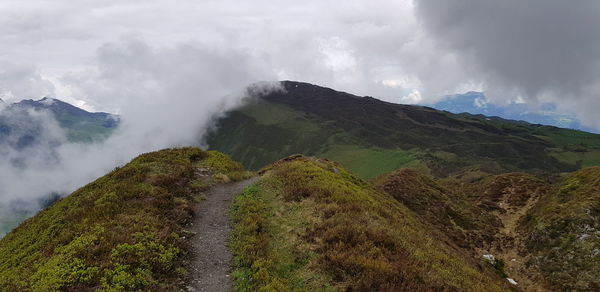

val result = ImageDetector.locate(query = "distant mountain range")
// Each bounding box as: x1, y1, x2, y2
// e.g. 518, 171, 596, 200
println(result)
428, 92, 597, 133
0, 97, 118, 150
0, 98, 119, 237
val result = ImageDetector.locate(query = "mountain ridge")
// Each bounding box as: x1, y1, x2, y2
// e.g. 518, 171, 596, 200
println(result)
207, 81, 600, 178
0, 97, 118, 147
429, 91, 596, 133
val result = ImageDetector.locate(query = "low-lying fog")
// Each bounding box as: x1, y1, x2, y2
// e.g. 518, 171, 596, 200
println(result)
0, 40, 280, 236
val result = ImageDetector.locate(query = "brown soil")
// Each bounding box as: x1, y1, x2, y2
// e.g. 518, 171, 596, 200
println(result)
488, 190, 546, 291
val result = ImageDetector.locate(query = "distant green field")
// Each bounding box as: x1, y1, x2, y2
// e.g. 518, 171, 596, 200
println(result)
550, 149, 600, 168
318, 145, 426, 179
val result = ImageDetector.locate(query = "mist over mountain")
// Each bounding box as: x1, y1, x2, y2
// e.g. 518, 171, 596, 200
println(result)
0, 98, 117, 236
0, 81, 280, 237
0, 97, 117, 149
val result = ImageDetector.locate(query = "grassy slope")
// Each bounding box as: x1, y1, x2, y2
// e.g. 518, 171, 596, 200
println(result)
230, 156, 511, 291
0, 148, 248, 291
51, 108, 118, 143
208, 100, 426, 179
207, 81, 600, 179
521, 167, 600, 291
374, 167, 600, 291
373, 169, 506, 250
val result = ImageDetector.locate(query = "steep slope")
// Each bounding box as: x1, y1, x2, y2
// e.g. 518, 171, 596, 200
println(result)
519, 167, 600, 291
230, 156, 514, 291
0, 147, 248, 291
375, 167, 599, 291
207, 81, 600, 178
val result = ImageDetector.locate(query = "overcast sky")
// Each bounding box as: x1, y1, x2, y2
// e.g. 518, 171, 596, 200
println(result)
1, 0, 600, 129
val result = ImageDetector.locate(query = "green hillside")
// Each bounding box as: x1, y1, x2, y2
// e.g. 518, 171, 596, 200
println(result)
1, 148, 596, 291
0, 147, 248, 291
206, 81, 600, 179
374, 167, 600, 291
15, 98, 119, 143
230, 156, 512, 291
521, 167, 600, 291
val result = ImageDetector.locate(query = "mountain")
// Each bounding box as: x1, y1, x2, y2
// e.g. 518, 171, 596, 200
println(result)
0, 78, 598, 290
429, 92, 596, 133
206, 81, 600, 179
0, 149, 516, 291
0, 97, 118, 147
0, 98, 120, 237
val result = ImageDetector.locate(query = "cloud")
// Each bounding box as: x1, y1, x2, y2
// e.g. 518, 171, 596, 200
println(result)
414, 0, 600, 127
0, 62, 55, 101
0, 0, 426, 104
0, 38, 280, 235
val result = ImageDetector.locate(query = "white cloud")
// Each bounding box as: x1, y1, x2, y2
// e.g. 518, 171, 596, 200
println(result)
0, 37, 279, 230
0, 62, 55, 101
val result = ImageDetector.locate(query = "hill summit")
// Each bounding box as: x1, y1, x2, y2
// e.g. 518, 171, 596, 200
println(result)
206, 81, 600, 178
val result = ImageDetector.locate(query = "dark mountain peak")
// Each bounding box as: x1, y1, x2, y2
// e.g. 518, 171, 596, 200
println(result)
278, 80, 371, 102
11, 97, 115, 122
0, 97, 119, 146
209, 81, 600, 178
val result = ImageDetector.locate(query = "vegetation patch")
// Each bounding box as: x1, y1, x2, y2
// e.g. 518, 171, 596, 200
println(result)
318, 145, 427, 179
520, 167, 600, 291
374, 169, 503, 250
0, 147, 246, 291
207, 81, 600, 179
230, 156, 510, 291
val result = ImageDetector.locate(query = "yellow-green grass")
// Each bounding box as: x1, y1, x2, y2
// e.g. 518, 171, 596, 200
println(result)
550, 149, 600, 168
317, 145, 427, 179
0, 147, 247, 291
521, 167, 600, 291
230, 156, 509, 291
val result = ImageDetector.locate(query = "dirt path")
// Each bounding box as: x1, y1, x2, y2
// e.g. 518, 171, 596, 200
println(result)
186, 178, 258, 292
492, 192, 545, 291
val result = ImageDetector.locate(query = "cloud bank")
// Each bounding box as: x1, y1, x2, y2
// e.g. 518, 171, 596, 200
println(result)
0, 38, 279, 235
414, 0, 600, 127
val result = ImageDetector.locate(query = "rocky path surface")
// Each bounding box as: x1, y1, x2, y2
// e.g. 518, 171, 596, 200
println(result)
492, 191, 545, 291
186, 178, 258, 292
